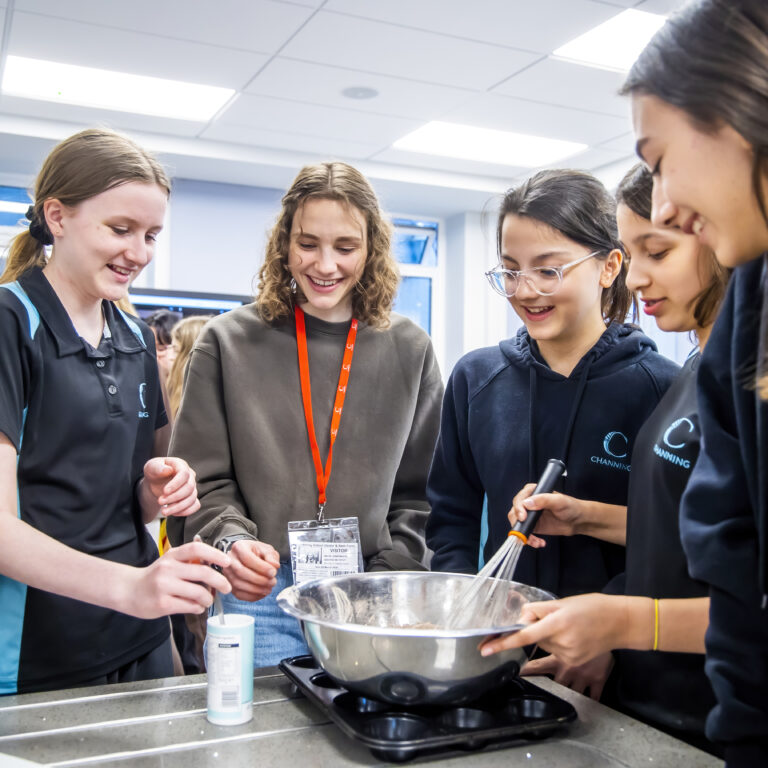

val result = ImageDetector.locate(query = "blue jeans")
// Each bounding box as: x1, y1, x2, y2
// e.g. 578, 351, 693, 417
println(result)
216, 563, 309, 669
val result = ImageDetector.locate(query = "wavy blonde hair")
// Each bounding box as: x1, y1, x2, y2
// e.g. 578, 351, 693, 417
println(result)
166, 315, 211, 418
256, 162, 399, 328
1, 128, 170, 284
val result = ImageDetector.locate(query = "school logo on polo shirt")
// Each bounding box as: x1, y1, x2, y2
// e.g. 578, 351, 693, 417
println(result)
653, 417, 694, 469
591, 431, 631, 471
138, 382, 149, 419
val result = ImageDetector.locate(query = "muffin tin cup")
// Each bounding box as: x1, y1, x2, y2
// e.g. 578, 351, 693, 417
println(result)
279, 655, 577, 762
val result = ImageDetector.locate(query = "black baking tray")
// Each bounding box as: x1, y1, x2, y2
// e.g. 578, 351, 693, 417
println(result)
279, 655, 577, 762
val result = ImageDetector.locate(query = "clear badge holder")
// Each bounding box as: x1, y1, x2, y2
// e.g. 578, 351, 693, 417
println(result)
288, 513, 364, 586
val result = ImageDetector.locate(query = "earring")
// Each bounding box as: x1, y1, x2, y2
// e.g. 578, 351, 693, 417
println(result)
289, 278, 297, 295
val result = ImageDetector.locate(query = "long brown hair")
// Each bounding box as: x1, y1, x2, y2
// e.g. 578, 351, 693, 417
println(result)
616, 163, 730, 329
622, 0, 768, 395
256, 162, 399, 328
621, 0, 768, 226
497, 169, 635, 324
1, 128, 170, 284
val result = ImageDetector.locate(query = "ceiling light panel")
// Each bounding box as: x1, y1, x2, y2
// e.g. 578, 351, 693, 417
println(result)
393, 122, 587, 167
2, 56, 235, 122
552, 9, 666, 72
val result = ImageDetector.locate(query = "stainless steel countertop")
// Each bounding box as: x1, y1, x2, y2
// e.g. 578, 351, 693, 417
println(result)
0, 668, 720, 767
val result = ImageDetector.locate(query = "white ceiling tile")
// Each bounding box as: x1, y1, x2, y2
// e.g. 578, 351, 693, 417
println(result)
246, 58, 474, 120
548, 145, 631, 171
14, 0, 314, 54
0, 95, 206, 137
200, 123, 381, 160
634, 0, 680, 13
217, 93, 421, 145
8, 12, 268, 88
492, 58, 629, 118
588, 0, 638, 7
369, 147, 527, 180
325, 0, 623, 54
596, 131, 638, 154
441, 93, 631, 145
280, 12, 540, 89
270, 0, 325, 6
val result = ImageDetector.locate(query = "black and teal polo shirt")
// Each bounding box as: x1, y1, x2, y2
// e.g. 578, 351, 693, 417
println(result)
0, 266, 169, 693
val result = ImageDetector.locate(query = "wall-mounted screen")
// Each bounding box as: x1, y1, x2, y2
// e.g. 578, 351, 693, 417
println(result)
129, 287, 251, 320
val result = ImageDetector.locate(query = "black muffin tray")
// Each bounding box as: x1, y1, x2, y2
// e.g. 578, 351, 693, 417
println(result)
279, 655, 577, 762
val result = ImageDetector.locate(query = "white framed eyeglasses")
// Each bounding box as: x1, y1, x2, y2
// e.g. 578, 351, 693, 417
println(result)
484, 251, 600, 298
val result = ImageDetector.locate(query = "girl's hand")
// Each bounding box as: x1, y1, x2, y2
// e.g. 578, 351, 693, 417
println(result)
120, 540, 231, 619
224, 540, 281, 602
143, 456, 200, 517
522, 652, 614, 701
480, 593, 627, 666
508, 484, 585, 548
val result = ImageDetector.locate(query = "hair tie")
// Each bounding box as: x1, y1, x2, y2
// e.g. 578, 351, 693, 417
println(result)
26, 205, 53, 246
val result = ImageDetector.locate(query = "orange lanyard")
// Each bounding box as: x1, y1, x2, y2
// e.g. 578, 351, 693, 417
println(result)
295, 306, 358, 520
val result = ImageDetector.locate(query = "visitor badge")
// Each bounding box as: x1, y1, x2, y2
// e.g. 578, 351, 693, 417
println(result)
288, 516, 363, 586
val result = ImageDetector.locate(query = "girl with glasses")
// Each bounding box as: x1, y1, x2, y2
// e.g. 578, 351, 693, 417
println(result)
620, 1, 768, 763
482, 164, 728, 755
427, 168, 678, 636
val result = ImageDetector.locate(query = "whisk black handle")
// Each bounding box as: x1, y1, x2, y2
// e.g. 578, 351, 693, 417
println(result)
511, 458, 567, 540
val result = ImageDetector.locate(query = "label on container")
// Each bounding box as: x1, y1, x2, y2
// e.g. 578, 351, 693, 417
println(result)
208, 637, 242, 710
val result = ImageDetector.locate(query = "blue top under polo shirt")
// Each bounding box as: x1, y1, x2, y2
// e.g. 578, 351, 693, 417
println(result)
0, 266, 169, 694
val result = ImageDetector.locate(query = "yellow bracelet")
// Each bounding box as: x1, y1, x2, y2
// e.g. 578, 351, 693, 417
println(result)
653, 598, 660, 651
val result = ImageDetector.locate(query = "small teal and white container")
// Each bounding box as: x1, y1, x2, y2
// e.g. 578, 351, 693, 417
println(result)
206, 614, 254, 725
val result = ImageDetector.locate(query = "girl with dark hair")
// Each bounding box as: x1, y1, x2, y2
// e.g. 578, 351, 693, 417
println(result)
483, 164, 728, 754
621, 2, 768, 764
0, 129, 229, 694
427, 169, 678, 648
168, 162, 443, 667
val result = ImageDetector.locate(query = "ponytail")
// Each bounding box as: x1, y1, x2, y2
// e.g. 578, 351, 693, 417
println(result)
1, 228, 47, 284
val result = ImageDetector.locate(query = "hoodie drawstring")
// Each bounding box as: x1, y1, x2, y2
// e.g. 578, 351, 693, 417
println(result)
527, 356, 594, 480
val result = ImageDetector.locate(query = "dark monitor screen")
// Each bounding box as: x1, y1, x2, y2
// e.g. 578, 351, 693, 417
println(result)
128, 287, 252, 320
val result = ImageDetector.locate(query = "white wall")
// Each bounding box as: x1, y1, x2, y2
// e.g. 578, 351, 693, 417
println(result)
443, 209, 522, 377
160, 179, 283, 296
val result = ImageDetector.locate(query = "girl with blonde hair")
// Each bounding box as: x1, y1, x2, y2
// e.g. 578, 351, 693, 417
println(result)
0, 129, 229, 693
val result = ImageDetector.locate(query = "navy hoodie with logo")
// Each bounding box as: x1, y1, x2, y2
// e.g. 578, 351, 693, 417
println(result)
427, 323, 680, 598
679, 256, 768, 767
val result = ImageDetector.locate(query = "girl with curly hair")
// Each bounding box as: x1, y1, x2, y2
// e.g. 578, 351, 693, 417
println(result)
168, 162, 443, 666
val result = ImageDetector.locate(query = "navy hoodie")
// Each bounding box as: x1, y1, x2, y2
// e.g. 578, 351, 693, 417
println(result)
679, 256, 768, 767
427, 323, 680, 598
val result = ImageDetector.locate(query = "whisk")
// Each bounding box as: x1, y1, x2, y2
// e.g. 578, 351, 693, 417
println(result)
449, 458, 566, 629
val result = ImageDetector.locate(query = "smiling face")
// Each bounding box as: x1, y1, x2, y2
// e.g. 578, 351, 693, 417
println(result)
632, 94, 768, 268
500, 214, 618, 347
44, 181, 167, 305
287, 198, 367, 323
618, 202, 710, 335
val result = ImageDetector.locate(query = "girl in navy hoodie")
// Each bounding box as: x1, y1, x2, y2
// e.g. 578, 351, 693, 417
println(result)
618, 2, 768, 765
427, 170, 679, 603
483, 164, 729, 754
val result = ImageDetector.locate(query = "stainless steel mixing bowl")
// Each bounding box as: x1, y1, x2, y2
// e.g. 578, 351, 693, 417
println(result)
277, 571, 553, 706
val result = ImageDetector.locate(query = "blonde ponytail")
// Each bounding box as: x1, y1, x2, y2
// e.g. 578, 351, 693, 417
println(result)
1, 228, 46, 284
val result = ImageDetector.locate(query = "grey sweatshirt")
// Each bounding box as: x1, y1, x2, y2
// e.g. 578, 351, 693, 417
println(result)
167, 305, 444, 571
